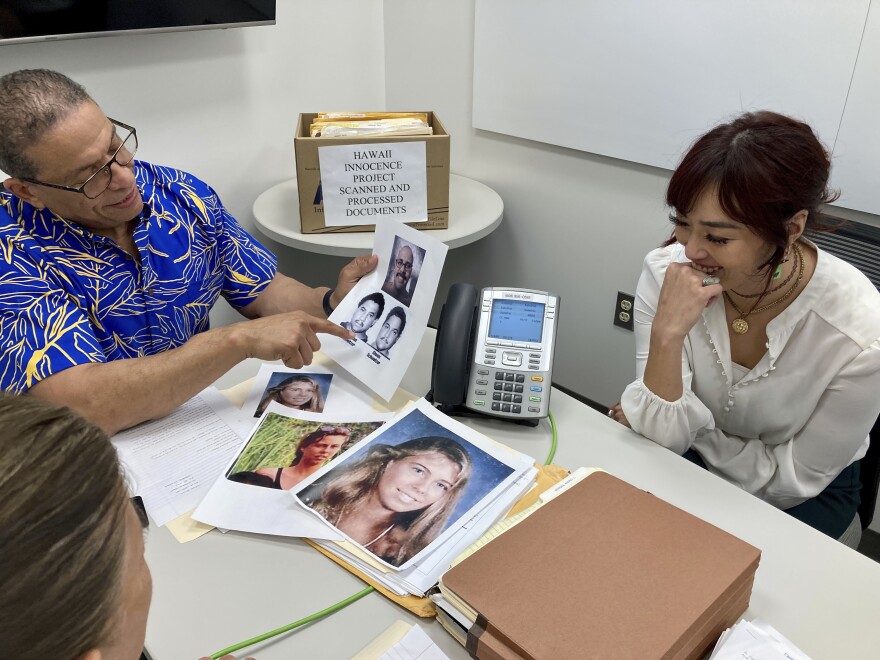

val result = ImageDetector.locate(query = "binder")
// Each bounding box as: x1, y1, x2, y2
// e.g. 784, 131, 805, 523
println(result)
441, 471, 761, 660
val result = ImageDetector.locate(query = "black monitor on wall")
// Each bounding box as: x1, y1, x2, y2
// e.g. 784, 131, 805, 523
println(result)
0, 1, 276, 45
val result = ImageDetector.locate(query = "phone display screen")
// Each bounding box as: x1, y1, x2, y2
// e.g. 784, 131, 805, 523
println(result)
487, 299, 545, 342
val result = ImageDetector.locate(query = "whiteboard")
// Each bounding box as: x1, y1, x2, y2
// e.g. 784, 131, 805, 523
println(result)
832, 0, 880, 215
473, 0, 876, 213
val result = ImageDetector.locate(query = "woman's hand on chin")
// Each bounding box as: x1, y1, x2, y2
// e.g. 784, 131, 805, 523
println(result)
653, 262, 722, 340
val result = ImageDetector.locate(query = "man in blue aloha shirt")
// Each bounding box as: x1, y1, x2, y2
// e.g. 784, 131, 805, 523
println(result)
0, 69, 377, 434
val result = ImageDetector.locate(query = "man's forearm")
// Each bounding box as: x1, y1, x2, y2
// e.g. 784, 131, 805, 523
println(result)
24, 258, 375, 434
241, 273, 327, 319
28, 324, 248, 435
243, 256, 378, 321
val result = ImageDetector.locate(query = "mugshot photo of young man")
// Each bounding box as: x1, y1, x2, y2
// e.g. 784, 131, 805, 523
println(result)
370, 306, 407, 358
340, 291, 385, 341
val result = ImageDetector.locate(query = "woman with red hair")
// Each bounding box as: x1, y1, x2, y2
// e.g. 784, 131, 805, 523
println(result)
612, 111, 880, 544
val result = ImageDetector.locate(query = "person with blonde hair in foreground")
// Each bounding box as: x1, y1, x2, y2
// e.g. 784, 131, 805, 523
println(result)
0, 394, 251, 660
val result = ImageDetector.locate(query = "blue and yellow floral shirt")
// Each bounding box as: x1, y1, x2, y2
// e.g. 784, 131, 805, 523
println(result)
0, 161, 277, 392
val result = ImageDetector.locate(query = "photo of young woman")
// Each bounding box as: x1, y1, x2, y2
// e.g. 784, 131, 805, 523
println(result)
227, 413, 386, 488
297, 436, 472, 567
228, 425, 352, 490
254, 374, 330, 417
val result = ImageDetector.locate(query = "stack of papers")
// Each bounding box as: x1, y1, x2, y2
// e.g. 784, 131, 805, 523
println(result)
292, 398, 537, 597
184, 394, 537, 599
192, 402, 391, 539
112, 357, 384, 535
310, 466, 536, 597
310, 112, 432, 138
710, 619, 812, 660
111, 388, 252, 527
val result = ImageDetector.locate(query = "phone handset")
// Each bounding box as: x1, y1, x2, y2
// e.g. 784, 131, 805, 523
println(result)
429, 283, 479, 408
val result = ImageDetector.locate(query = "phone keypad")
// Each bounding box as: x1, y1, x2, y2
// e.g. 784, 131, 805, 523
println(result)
486, 371, 536, 415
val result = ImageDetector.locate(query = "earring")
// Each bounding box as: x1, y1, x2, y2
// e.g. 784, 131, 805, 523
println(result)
773, 247, 792, 280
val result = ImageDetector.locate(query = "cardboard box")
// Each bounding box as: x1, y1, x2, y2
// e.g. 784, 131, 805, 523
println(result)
294, 112, 450, 233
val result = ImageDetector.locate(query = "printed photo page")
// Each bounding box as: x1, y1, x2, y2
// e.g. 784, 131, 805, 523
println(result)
310, 466, 537, 596
192, 404, 391, 538
242, 363, 377, 419
291, 398, 536, 571
323, 219, 448, 401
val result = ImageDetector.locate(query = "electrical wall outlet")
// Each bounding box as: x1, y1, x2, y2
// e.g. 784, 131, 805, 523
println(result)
614, 291, 635, 331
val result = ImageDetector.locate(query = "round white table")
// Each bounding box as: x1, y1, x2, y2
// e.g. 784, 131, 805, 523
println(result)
252, 173, 503, 257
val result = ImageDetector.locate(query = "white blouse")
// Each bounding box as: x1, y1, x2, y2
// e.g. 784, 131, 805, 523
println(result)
620, 241, 880, 510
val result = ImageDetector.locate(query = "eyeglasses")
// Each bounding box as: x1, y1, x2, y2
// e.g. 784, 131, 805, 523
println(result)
20, 118, 138, 199
395, 259, 413, 270
130, 495, 149, 528
319, 425, 352, 435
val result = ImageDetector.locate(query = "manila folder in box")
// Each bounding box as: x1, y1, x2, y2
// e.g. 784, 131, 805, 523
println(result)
441, 471, 761, 660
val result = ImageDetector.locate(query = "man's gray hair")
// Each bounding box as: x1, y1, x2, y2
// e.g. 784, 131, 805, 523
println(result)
0, 69, 93, 179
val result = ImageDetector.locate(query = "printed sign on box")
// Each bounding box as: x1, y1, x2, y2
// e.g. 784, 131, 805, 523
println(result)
293, 111, 450, 234
319, 142, 428, 226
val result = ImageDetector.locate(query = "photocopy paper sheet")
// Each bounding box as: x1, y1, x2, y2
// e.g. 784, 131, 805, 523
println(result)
323, 219, 447, 400
111, 387, 248, 527
193, 404, 390, 538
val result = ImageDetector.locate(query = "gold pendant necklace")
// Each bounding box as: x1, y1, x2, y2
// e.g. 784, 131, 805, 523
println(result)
723, 243, 804, 334
730, 317, 750, 334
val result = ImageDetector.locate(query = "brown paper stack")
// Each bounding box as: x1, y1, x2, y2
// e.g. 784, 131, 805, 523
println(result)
441, 471, 761, 660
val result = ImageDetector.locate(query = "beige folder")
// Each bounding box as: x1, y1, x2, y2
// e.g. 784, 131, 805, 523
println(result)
442, 471, 761, 660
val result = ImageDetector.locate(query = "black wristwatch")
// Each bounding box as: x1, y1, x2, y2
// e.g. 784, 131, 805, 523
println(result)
322, 289, 335, 317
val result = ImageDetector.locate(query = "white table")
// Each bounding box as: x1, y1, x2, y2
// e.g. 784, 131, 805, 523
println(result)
252, 174, 504, 257
144, 330, 880, 659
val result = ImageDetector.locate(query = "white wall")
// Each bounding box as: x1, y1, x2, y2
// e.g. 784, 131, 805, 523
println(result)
0, 0, 386, 325
383, 0, 880, 409
382, 0, 880, 534
383, 0, 669, 407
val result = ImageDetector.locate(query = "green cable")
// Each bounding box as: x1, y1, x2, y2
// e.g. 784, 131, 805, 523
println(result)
545, 410, 558, 465
209, 586, 374, 659
209, 409, 559, 658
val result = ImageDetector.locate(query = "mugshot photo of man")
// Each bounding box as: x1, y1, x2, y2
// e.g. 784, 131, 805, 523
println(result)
341, 292, 385, 341
380, 238, 425, 307
370, 306, 406, 358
